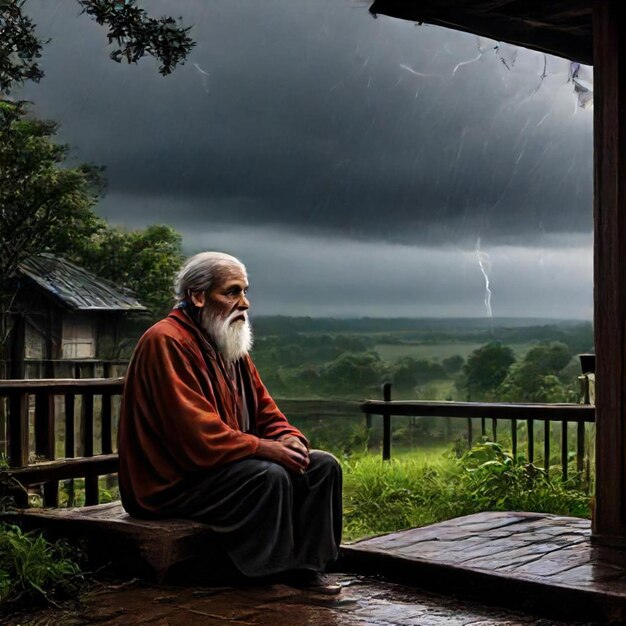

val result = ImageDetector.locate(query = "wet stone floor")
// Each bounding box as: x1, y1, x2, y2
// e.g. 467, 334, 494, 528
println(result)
2, 575, 599, 626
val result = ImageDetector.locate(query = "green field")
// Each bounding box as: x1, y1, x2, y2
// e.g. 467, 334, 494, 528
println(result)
373, 341, 536, 363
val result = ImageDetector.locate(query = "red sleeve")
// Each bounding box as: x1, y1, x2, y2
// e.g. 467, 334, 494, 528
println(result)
246, 357, 309, 445
135, 331, 260, 470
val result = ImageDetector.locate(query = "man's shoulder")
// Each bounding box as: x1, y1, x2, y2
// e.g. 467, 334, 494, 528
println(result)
139, 316, 196, 349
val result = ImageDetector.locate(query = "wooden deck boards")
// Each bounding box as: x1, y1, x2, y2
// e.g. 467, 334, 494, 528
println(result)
10, 506, 626, 621
5, 502, 221, 582
340, 511, 626, 622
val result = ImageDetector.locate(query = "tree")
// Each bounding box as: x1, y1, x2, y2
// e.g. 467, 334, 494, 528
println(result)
0, 101, 183, 359
320, 352, 386, 398
392, 357, 447, 390
0, 0, 194, 94
0, 100, 104, 350
77, 224, 184, 317
0, 100, 104, 282
461, 342, 515, 401
442, 354, 465, 375
497, 342, 576, 403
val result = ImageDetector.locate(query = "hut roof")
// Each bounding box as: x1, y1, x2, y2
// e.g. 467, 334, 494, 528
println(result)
18, 254, 147, 312
369, 1, 592, 65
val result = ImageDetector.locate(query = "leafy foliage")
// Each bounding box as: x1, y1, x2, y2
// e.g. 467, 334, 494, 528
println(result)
498, 341, 578, 402
442, 354, 464, 374
0, 101, 183, 353
0, 524, 83, 609
0, 100, 104, 282
77, 0, 195, 75
461, 342, 515, 400
0, 0, 44, 94
342, 442, 591, 541
392, 356, 447, 390
0, 0, 194, 95
77, 224, 184, 316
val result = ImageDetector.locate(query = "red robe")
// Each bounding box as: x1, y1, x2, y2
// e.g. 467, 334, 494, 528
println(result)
118, 308, 306, 516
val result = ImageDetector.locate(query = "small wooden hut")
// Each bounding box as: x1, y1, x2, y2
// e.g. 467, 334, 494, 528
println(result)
4, 254, 146, 379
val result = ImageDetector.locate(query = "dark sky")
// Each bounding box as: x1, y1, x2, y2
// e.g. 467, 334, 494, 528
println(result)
19, 0, 594, 319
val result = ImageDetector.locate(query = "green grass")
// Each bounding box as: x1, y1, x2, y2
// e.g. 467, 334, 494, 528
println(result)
341, 442, 591, 542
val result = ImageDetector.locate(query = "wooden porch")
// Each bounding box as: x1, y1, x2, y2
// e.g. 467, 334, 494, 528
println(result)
0, 376, 608, 620
342, 511, 626, 623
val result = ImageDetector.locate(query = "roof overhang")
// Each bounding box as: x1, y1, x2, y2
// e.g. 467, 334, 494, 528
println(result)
369, 1, 593, 65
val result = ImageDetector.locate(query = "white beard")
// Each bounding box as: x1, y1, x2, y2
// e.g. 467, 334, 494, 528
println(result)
201, 307, 253, 363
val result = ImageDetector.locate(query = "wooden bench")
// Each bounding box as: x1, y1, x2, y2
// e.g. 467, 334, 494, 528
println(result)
0, 378, 233, 582
4, 501, 222, 582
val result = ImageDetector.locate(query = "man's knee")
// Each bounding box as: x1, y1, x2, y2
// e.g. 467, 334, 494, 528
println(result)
308, 450, 342, 477
260, 460, 292, 488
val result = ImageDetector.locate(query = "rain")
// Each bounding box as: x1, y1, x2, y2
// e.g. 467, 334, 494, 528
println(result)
16, 0, 593, 319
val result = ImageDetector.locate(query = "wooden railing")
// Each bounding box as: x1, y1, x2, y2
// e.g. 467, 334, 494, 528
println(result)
0, 377, 597, 509
0, 378, 124, 507
1, 359, 129, 380
361, 383, 596, 481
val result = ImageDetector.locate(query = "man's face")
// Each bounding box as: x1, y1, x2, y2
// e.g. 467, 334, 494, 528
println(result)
207, 265, 250, 322
192, 264, 253, 362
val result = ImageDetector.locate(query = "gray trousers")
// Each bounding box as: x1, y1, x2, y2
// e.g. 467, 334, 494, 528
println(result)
164, 450, 342, 577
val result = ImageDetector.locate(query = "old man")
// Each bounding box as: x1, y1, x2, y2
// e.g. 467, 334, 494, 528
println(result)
118, 252, 342, 593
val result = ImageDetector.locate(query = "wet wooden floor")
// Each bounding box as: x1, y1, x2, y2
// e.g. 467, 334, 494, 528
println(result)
2, 575, 594, 626
341, 511, 626, 623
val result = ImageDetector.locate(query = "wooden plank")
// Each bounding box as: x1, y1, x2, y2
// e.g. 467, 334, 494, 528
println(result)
0, 378, 124, 394
101, 391, 113, 455
13, 502, 217, 583
7, 391, 28, 468
360, 400, 595, 422
341, 512, 626, 622
592, 0, 626, 545
65, 393, 75, 458
491, 418, 497, 442
527, 419, 534, 464
562, 422, 568, 482
577, 421, 585, 475
382, 383, 391, 461
34, 391, 55, 461
82, 392, 94, 457
85, 476, 99, 506
511, 418, 517, 461
43, 481, 59, 507
543, 421, 544, 476
0, 454, 118, 485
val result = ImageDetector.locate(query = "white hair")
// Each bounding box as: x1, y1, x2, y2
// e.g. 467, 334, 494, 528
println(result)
174, 251, 247, 303
201, 306, 253, 363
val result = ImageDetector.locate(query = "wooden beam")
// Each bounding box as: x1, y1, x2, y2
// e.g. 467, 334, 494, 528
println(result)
360, 400, 595, 421
0, 378, 124, 394
1, 454, 118, 485
592, 0, 626, 545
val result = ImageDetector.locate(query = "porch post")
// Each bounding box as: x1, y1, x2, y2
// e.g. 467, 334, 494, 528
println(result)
592, 0, 626, 544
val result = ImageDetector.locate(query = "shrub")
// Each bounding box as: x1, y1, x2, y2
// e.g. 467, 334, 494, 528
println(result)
342, 442, 591, 541
0, 523, 83, 611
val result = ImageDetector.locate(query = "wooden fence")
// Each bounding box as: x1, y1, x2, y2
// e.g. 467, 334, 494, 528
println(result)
361, 383, 596, 482
0, 378, 123, 507
0, 378, 596, 509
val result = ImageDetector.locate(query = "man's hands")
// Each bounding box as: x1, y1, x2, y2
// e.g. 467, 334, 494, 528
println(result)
256, 435, 310, 474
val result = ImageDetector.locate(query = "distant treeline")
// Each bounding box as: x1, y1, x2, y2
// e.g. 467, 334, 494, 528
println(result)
251, 318, 593, 403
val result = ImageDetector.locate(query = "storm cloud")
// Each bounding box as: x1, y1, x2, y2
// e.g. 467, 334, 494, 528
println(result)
18, 0, 594, 318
